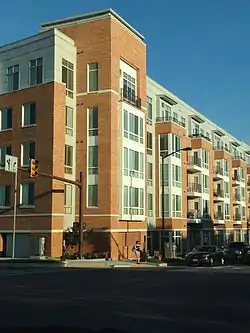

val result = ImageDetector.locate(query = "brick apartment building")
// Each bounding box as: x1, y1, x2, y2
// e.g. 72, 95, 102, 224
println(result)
0, 9, 249, 259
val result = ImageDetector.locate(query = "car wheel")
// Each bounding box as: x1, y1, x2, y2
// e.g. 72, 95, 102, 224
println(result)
210, 258, 214, 266
220, 257, 225, 265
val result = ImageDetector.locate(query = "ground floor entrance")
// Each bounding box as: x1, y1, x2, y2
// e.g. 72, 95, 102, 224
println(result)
147, 228, 250, 257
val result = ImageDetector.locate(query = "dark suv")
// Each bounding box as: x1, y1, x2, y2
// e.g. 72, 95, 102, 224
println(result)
224, 242, 250, 263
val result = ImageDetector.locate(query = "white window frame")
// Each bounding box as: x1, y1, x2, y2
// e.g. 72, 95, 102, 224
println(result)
21, 141, 35, 167
0, 108, 12, 131
172, 194, 181, 217
87, 62, 98, 92
22, 102, 36, 127
20, 182, 35, 207
7, 64, 19, 91
62, 58, 74, 98
29, 57, 43, 86
87, 184, 98, 207
65, 144, 73, 175
172, 165, 181, 188
64, 184, 73, 214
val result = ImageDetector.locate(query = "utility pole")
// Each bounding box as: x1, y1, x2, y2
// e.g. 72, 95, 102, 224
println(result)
78, 171, 83, 259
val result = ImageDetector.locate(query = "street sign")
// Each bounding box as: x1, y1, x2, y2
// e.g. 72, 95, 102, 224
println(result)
5, 154, 18, 173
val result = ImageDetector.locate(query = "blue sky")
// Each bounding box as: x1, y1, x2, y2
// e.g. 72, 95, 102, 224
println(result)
2, 0, 250, 142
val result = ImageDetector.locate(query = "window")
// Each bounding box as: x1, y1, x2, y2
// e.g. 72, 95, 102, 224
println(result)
29, 57, 43, 85
123, 72, 136, 104
64, 184, 73, 214
224, 182, 229, 198
161, 102, 171, 119
88, 62, 98, 92
241, 187, 245, 199
88, 184, 98, 207
240, 167, 244, 180
146, 96, 152, 122
21, 142, 35, 167
130, 186, 139, 215
172, 194, 181, 217
65, 145, 73, 174
203, 199, 209, 215
172, 134, 181, 158
22, 102, 36, 127
123, 185, 129, 214
147, 162, 153, 186
88, 107, 98, 136
0, 145, 11, 168
140, 188, 144, 215
172, 165, 181, 187
160, 163, 169, 186
139, 153, 144, 179
181, 116, 186, 127
65, 106, 73, 136
20, 182, 35, 206
62, 59, 74, 98
225, 204, 230, 220
160, 134, 169, 154
242, 206, 246, 220
160, 193, 170, 217
88, 146, 98, 174
123, 110, 143, 143
0, 108, 12, 131
0, 185, 10, 207
224, 159, 229, 176
202, 175, 209, 193
202, 149, 209, 169
147, 193, 153, 217
7, 65, 19, 91
147, 132, 152, 154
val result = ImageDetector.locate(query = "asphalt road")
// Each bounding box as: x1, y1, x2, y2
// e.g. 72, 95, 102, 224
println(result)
1, 266, 250, 333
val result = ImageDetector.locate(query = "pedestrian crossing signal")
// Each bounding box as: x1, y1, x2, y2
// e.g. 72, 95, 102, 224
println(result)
29, 159, 39, 178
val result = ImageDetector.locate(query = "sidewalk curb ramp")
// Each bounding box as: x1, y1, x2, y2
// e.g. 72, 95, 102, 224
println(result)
0, 258, 68, 269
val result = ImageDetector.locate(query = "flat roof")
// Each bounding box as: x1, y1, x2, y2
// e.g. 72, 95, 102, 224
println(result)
41, 8, 145, 42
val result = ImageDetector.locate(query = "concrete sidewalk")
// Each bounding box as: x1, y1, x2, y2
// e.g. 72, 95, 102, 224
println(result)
67, 259, 167, 269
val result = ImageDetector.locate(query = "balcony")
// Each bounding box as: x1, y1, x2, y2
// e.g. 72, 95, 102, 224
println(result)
187, 156, 202, 173
213, 166, 223, 180
214, 213, 225, 224
232, 175, 240, 186
187, 183, 202, 198
187, 210, 202, 224
233, 213, 242, 224
155, 112, 185, 128
188, 132, 211, 142
213, 189, 224, 202
233, 194, 241, 205
120, 89, 141, 109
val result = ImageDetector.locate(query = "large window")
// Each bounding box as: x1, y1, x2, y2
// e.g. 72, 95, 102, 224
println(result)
147, 162, 153, 186
147, 132, 152, 155
88, 184, 98, 207
160, 134, 169, 154
202, 175, 209, 193
147, 193, 153, 217
123, 185, 144, 216
146, 96, 152, 123
123, 72, 136, 103
64, 184, 73, 214
123, 110, 143, 144
172, 165, 181, 188
88, 107, 98, 136
88, 146, 98, 174
123, 148, 144, 178
0, 108, 12, 131
62, 59, 74, 98
224, 181, 229, 198
172, 134, 181, 158
0, 145, 11, 168
202, 149, 209, 169
0, 185, 11, 207
21, 142, 35, 167
88, 62, 98, 92
7, 65, 19, 91
22, 102, 36, 127
160, 163, 169, 186
20, 182, 35, 207
172, 194, 181, 217
65, 106, 73, 136
29, 57, 43, 85
65, 145, 73, 174
160, 193, 170, 217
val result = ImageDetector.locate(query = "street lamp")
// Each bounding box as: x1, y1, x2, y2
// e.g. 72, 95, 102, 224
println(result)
160, 146, 192, 261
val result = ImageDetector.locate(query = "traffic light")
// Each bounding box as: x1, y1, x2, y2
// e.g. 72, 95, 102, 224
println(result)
29, 159, 39, 178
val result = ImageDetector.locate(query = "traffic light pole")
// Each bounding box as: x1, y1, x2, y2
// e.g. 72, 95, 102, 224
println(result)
12, 169, 18, 259
78, 172, 83, 259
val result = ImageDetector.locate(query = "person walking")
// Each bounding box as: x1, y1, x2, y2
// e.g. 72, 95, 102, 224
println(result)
132, 241, 141, 264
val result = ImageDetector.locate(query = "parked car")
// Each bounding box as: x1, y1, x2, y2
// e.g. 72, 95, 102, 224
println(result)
223, 242, 250, 264
185, 245, 225, 266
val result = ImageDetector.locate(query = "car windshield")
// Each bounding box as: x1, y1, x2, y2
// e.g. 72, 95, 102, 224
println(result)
193, 246, 215, 253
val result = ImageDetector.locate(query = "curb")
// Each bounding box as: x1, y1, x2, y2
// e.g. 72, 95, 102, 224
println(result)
110, 264, 132, 268
0, 261, 68, 269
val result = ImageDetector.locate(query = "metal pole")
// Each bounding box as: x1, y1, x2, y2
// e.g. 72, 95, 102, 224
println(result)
130, 171, 133, 222
78, 171, 83, 259
12, 170, 18, 259
161, 155, 165, 259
